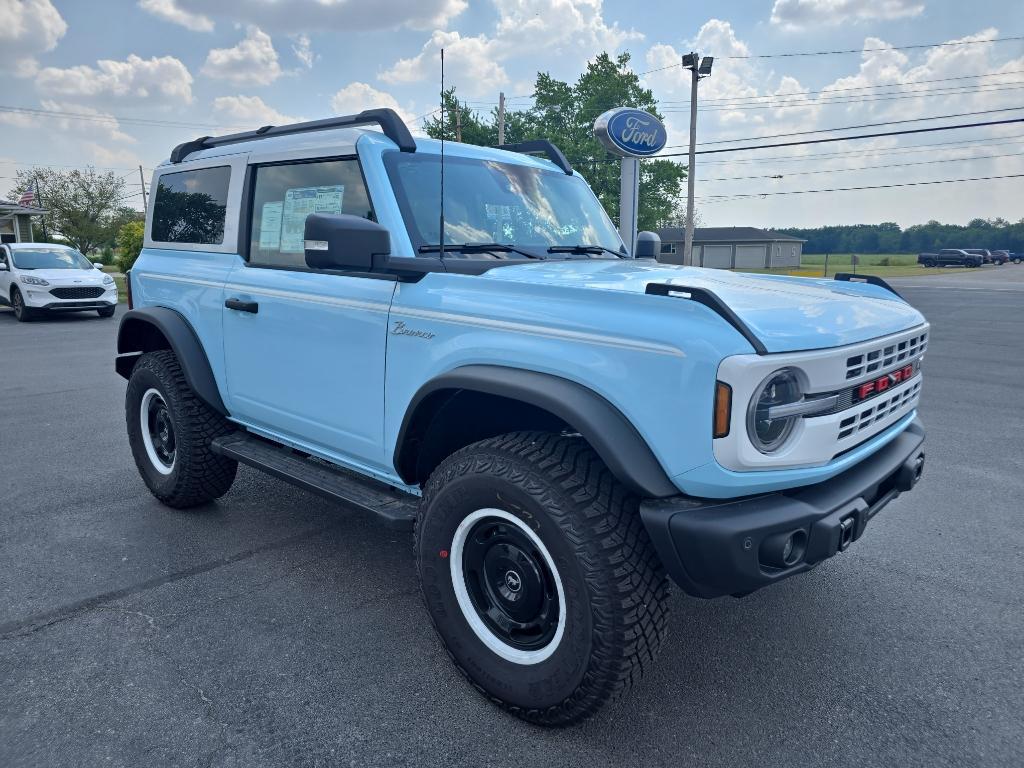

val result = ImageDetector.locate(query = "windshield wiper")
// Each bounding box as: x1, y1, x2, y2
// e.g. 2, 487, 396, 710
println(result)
418, 243, 544, 260
547, 244, 625, 258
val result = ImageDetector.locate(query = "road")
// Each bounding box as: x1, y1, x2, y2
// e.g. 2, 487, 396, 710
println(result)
1, 272, 1022, 768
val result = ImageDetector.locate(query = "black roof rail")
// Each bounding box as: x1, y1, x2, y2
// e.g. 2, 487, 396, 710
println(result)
169, 108, 416, 164
497, 140, 573, 175
833, 273, 903, 300
645, 283, 767, 354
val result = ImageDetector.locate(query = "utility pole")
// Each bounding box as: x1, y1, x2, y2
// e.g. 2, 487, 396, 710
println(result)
682, 52, 713, 266
138, 165, 148, 210
455, 109, 462, 143
497, 91, 506, 145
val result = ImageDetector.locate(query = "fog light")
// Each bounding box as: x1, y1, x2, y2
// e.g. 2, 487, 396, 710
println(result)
759, 529, 808, 569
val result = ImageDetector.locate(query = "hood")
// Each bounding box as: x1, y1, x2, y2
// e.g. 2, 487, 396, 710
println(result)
18, 268, 107, 284
481, 260, 925, 353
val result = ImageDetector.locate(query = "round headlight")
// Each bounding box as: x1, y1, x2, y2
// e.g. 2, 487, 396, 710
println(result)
747, 368, 802, 453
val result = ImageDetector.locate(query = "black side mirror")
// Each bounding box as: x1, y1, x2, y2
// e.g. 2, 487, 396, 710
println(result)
635, 231, 661, 259
304, 213, 391, 271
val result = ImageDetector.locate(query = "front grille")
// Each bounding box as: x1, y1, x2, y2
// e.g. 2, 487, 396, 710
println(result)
837, 380, 922, 440
845, 331, 928, 380
50, 286, 104, 299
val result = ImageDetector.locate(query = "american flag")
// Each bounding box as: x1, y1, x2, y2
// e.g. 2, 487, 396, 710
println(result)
18, 189, 35, 206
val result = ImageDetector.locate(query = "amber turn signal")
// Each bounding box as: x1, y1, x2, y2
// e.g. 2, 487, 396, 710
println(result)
713, 381, 732, 438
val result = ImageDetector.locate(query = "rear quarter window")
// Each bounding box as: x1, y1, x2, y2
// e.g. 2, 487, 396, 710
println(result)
151, 166, 231, 245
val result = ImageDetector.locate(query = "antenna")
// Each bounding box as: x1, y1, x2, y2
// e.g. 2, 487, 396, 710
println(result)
439, 47, 445, 259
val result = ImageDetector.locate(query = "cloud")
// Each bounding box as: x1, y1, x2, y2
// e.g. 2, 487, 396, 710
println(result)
380, 30, 508, 97
330, 82, 417, 127
495, 0, 640, 53
38, 100, 137, 145
770, 0, 924, 28
138, 0, 213, 32
0, 0, 67, 77
291, 34, 315, 69
134, 0, 466, 34
212, 95, 297, 127
35, 54, 194, 105
201, 27, 282, 86
379, 1, 634, 96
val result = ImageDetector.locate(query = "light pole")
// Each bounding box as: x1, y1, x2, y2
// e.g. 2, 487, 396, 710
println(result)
682, 52, 713, 266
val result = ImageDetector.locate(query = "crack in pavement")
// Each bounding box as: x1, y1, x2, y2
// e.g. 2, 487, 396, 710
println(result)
0, 522, 345, 641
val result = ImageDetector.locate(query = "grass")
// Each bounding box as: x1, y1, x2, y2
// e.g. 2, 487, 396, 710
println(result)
101, 264, 127, 301
737, 253, 965, 279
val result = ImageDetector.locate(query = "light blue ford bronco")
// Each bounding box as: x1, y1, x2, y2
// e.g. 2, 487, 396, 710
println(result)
116, 109, 927, 725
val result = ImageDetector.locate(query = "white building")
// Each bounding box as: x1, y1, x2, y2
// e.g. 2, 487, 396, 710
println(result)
657, 226, 805, 269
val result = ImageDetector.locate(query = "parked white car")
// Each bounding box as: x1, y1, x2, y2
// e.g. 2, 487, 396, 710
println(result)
0, 242, 118, 321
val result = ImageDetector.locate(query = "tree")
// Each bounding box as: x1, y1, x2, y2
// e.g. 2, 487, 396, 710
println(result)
116, 220, 145, 273
9, 167, 129, 254
423, 52, 686, 234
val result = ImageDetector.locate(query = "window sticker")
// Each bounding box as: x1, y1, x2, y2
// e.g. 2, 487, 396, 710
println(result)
259, 201, 283, 249
280, 185, 344, 253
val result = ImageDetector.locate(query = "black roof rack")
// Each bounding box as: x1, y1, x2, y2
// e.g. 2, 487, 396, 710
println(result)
169, 108, 416, 164
497, 140, 573, 175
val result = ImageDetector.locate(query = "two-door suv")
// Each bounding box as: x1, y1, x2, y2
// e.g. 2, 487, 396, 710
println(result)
116, 109, 927, 725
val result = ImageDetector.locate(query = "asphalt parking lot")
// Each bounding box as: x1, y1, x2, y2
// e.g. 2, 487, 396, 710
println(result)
2, 268, 1022, 767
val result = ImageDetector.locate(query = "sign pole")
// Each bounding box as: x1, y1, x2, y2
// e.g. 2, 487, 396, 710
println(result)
619, 157, 640, 257
683, 54, 699, 266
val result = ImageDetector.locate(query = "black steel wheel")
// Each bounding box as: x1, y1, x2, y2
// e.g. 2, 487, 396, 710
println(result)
452, 509, 564, 661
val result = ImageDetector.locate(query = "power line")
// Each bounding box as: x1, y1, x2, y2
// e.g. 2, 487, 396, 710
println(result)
664, 69, 1024, 104
681, 107, 1024, 148
677, 116, 1024, 156
718, 35, 1024, 61
697, 150, 1024, 182
696, 172, 1024, 202
560, 117, 1024, 165
469, 69, 1024, 107
679, 83, 1024, 113
696, 133, 1024, 165
634, 35, 1024, 75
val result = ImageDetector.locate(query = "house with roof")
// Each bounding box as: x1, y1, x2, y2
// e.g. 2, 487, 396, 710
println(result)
656, 226, 806, 269
0, 197, 47, 244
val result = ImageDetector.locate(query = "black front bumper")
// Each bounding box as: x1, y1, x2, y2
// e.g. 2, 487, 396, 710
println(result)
640, 419, 926, 599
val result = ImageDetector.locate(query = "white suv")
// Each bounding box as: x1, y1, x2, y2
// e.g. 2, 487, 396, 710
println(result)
0, 243, 118, 321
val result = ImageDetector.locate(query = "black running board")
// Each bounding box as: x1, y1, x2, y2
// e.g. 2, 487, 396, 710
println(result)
211, 433, 418, 530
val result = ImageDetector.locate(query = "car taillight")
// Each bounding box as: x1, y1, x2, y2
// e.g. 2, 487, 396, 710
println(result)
125, 270, 133, 309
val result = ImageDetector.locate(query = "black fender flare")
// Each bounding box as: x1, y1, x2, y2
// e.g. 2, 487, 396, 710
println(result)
395, 365, 679, 499
115, 307, 227, 415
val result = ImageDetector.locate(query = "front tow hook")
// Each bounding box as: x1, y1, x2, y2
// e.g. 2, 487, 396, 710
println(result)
838, 516, 856, 552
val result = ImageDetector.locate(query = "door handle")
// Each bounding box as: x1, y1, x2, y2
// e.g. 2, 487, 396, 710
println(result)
225, 298, 258, 314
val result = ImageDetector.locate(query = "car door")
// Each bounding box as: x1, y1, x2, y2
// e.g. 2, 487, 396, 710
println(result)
0, 246, 12, 300
221, 156, 397, 473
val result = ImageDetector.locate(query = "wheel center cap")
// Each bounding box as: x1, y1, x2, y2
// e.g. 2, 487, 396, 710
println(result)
504, 570, 522, 593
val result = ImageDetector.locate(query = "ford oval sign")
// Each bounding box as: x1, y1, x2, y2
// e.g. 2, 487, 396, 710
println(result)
593, 108, 667, 157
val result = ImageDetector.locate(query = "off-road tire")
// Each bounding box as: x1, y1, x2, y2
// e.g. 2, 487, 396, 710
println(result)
11, 288, 33, 322
416, 431, 669, 726
126, 350, 237, 508
98, 305, 116, 318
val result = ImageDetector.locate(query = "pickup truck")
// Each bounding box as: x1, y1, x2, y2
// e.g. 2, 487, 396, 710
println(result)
963, 248, 1006, 265
918, 249, 983, 268
115, 108, 928, 725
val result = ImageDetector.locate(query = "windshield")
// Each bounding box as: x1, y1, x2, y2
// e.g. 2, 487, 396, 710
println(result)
384, 152, 624, 254
12, 247, 93, 270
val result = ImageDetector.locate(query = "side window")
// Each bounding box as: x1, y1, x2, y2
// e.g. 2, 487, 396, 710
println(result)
151, 166, 231, 245
248, 158, 374, 268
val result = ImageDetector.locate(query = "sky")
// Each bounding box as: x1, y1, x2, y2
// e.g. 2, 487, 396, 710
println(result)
1, 0, 1022, 229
